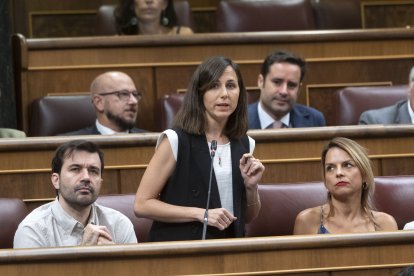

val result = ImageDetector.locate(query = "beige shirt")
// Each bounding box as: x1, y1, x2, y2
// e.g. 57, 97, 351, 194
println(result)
14, 199, 137, 248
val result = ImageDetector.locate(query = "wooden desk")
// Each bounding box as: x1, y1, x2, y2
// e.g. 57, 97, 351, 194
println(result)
1, 232, 413, 275
1, 125, 414, 204
12, 28, 414, 132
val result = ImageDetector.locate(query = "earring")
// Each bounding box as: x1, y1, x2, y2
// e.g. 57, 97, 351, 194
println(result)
161, 10, 169, 26
130, 16, 138, 26
362, 182, 368, 190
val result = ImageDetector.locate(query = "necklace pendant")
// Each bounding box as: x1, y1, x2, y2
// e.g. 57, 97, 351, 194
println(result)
218, 156, 222, 167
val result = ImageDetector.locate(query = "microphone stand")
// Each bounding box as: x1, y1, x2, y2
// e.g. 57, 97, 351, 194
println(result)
202, 140, 217, 240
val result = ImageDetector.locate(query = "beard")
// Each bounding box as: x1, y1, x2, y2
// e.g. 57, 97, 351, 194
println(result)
262, 96, 294, 120
59, 181, 98, 210
105, 109, 137, 131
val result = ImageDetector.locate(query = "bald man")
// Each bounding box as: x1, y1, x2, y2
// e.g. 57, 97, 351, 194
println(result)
62, 71, 147, 135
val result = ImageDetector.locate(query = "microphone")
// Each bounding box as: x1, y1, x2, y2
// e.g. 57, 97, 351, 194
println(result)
202, 140, 217, 240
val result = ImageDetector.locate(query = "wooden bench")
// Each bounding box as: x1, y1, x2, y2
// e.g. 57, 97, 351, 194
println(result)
1, 232, 413, 275
2, 125, 414, 205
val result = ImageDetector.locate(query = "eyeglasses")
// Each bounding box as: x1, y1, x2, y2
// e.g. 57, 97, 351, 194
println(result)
98, 90, 142, 101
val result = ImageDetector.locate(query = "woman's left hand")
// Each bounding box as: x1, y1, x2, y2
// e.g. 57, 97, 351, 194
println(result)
239, 153, 265, 189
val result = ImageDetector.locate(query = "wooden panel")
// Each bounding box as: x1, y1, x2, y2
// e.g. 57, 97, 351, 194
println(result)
12, 29, 414, 133
362, 0, 414, 28
30, 12, 96, 38
119, 169, 145, 194
0, 232, 413, 275
381, 158, 414, 176
2, 126, 414, 201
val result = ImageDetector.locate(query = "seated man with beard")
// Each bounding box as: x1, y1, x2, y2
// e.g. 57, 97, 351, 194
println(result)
14, 140, 137, 248
62, 71, 147, 135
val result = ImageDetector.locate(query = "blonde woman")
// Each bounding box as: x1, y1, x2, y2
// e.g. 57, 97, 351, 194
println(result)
294, 137, 397, 234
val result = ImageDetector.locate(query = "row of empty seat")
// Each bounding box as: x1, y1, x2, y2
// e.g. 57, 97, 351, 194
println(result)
29, 85, 408, 137
95, 0, 361, 35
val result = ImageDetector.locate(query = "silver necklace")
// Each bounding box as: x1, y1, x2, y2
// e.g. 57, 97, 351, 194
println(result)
217, 146, 223, 167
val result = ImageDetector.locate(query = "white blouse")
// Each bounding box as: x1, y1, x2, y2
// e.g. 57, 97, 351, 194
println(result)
156, 129, 255, 215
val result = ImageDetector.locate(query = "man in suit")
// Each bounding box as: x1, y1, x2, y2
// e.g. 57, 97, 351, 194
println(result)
63, 71, 146, 135
248, 51, 326, 129
359, 66, 414, 125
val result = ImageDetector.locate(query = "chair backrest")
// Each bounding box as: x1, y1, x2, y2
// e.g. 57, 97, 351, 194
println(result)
245, 182, 326, 237
334, 85, 408, 125
215, 0, 316, 32
0, 198, 29, 249
95, 5, 117, 36
374, 176, 414, 230
156, 90, 261, 131
96, 194, 152, 243
29, 95, 96, 137
310, 0, 361, 29
95, 0, 195, 35
157, 93, 185, 132
86, 175, 414, 236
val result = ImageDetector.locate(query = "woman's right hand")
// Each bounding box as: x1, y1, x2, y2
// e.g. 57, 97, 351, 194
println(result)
205, 208, 237, 230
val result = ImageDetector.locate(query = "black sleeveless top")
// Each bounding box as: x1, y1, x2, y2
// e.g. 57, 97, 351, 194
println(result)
148, 128, 250, 241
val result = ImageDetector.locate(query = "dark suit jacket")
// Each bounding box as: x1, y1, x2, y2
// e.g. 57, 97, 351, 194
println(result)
359, 100, 411, 125
247, 102, 326, 129
60, 124, 146, 135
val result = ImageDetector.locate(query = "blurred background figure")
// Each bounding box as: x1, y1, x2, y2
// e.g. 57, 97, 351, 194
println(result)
0, 128, 26, 138
359, 66, 414, 125
114, 0, 193, 35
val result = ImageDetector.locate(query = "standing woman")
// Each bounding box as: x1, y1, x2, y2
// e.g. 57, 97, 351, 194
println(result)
135, 56, 265, 241
294, 137, 397, 234
114, 0, 193, 35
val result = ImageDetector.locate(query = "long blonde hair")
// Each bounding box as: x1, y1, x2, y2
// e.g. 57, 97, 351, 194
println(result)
321, 137, 376, 219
